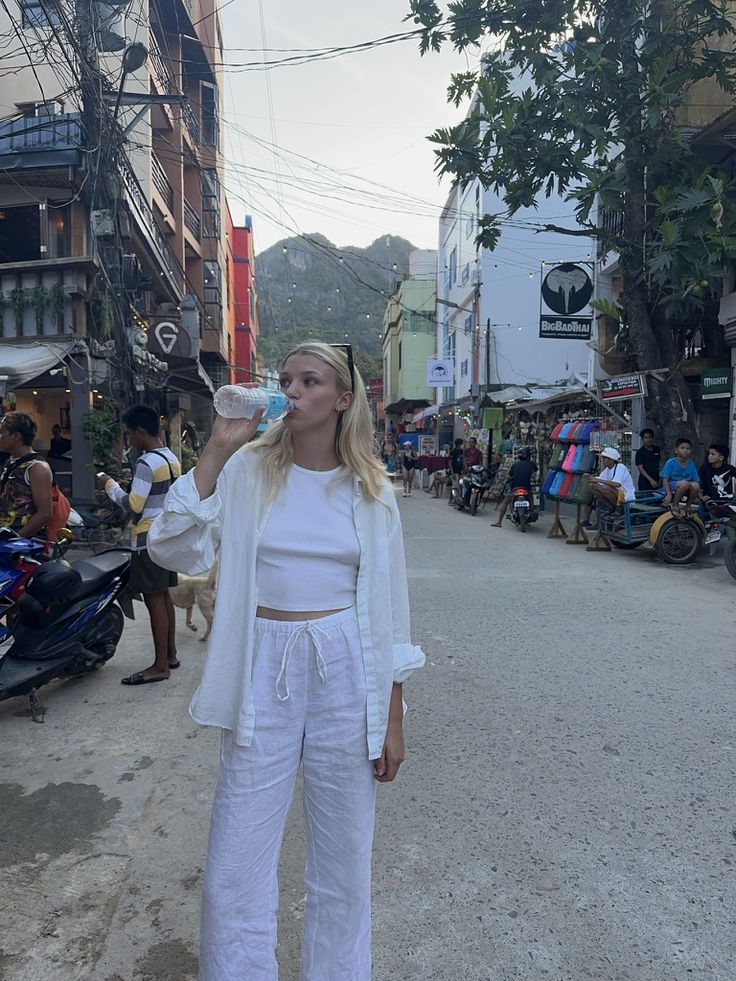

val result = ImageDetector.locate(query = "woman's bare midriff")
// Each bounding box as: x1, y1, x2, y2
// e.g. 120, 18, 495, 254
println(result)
255, 606, 348, 622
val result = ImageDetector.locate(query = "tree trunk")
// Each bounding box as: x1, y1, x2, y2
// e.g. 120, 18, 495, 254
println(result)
616, 7, 698, 453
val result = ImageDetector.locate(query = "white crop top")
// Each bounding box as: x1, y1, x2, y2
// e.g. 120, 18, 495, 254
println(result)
255, 463, 360, 611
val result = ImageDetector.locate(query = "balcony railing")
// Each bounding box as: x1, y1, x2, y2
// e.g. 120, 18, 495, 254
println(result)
0, 112, 83, 165
151, 152, 174, 211
149, 32, 177, 95
119, 155, 182, 298
183, 197, 201, 239
598, 208, 625, 256
0, 257, 93, 339
182, 102, 200, 147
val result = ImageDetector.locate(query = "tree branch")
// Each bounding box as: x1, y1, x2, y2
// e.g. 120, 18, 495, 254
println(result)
540, 223, 598, 237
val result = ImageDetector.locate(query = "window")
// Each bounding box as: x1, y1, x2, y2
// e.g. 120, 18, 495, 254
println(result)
464, 314, 473, 335
465, 216, 474, 238
201, 82, 218, 147
462, 262, 470, 285
461, 359, 468, 378
20, 0, 60, 27
225, 255, 231, 311
447, 247, 457, 290
201, 168, 220, 239
203, 260, 221, 306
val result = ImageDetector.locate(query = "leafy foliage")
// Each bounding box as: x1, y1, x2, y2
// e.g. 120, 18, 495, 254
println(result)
407, 0, 736, 316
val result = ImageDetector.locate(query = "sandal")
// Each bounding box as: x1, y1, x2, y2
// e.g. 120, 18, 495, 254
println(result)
121, 672, 168, 686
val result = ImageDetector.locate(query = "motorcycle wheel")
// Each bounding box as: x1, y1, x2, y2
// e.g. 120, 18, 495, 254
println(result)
725, 538, 736, 581
470, 495, 478, 516
655, 519, 702, 564
519, 512, 528, 532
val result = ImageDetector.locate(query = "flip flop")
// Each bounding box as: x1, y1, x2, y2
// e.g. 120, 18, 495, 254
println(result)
121, 672, 168, 686
169, 661, 181, 669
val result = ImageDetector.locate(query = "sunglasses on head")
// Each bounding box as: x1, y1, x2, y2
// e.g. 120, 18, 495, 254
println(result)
329, 343, 355, 393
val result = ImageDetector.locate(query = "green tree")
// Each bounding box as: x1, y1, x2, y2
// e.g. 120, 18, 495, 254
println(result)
408, 0, 736, 446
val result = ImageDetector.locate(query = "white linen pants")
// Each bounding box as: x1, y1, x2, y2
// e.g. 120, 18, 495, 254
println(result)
200, 607, 377, 981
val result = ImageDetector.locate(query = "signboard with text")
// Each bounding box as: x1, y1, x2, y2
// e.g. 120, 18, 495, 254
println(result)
701, 368, 732, 400
539, 262, 593, 340
598, 373, 647, 402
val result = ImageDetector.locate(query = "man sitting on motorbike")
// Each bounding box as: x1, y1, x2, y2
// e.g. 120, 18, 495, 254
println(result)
492, 447, 537, 528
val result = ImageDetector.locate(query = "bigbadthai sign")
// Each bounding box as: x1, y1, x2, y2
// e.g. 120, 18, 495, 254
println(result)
539, 262, 593, 340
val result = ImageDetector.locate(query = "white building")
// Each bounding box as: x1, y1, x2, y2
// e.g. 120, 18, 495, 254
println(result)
436, 178, 596, 411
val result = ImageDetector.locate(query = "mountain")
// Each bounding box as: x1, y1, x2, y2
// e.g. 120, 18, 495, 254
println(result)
255, 233, 418, 380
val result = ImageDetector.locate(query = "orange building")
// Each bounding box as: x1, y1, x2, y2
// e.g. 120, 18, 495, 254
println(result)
230, 214, 260, 383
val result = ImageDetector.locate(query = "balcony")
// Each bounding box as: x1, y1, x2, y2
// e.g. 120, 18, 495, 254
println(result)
0, 112, 83, 171
0, 256, 95, 339
151, 153, 174, 212
183, 197, 201, 240
182, 102, 200, 148
598, 208, 625, 257
149, 32, 177, 95
119, 155, 182, 300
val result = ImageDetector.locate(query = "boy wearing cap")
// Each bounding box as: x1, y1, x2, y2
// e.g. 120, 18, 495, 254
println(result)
582, 447, 636, 527
657, 437, 700, 512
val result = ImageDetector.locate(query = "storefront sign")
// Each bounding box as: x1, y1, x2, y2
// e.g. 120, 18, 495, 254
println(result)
539, 262, 594, 340
598, 373, 647, 402
147, 317, 192, 360
701, 367, 732, 400
539, 317, 592, 339
426, 358, 454, 386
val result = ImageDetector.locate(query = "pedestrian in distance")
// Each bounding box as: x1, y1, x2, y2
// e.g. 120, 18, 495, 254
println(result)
463, 435, 483, 469
656, 437, 701, 515
97, 404, 181, 684
448, 437, 465, 505
148, 340, 425, 981
635, 428, 661, 492
400, 440, 418, 496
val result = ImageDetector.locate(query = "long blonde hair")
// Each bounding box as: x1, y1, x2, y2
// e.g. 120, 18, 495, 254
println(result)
247, 341, 388, 503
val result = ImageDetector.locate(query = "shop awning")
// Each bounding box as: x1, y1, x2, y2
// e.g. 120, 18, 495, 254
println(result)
479, 382, 590, 410
412, 404, 441, 423
0, 340, 79, 388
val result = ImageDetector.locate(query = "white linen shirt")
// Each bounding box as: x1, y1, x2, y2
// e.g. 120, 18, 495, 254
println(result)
600, 462, 636, 502
147, 450, 425, 760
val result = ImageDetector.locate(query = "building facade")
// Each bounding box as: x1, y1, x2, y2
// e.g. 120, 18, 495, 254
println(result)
382, 250, 436, 434
230, 213, 260, 385
0, 0, 232, 497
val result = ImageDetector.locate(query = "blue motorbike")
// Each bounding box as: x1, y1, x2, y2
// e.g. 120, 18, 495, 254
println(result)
0, 532, 133, 721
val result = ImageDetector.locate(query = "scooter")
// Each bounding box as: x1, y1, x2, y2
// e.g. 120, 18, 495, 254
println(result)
509, 486, 539, 532
0, 545, 133, 721
452, 465, 490, 515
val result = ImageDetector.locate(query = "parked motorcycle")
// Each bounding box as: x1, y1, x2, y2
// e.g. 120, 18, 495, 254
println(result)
702, 500, 736, 579
0, 543, 133, 721
451, 465, 490, 515
509, 486, 539, 532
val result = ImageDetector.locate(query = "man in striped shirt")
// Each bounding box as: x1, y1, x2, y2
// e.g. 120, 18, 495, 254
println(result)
98, 405, 181, 685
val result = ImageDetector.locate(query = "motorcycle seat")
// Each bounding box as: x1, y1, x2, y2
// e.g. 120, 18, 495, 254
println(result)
70, 550, 130, 597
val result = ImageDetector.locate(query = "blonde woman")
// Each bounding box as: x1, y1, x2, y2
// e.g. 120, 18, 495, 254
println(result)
148, 341, 424, 981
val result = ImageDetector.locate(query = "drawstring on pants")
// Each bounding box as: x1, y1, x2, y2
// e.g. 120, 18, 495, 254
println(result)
275, 620, 329, 702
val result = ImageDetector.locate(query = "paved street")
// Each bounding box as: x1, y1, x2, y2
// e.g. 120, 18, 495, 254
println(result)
1, 487, 734, 980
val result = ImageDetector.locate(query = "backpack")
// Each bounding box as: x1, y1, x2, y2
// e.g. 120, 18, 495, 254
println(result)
549, 470, 566, 496
549, 444, 566, 469
541, 469, 557, 495
549, 422, 566, 442
559, 471, 576, 499
0, 452, 71, 546
562, 444, 578, 472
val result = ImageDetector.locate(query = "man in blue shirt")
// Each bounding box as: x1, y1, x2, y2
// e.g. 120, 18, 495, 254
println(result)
657, 437, 700, 512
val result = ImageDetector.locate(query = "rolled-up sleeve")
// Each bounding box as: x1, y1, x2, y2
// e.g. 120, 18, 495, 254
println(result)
387, 504, 425, 683
148, 469, 224, 575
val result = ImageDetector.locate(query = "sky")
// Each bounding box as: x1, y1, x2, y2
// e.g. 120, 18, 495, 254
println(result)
220, 0, 472, 254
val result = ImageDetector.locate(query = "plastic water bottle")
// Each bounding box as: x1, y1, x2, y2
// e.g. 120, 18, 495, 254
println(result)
213, 385, 294, 421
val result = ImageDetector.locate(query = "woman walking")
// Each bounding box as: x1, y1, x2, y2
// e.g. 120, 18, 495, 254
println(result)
148, 341, 424, 981
400, 440, 418, 497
